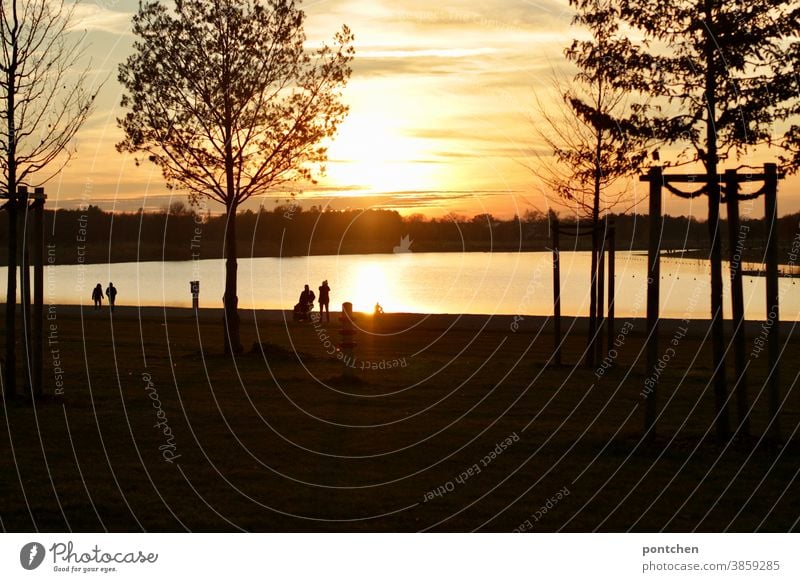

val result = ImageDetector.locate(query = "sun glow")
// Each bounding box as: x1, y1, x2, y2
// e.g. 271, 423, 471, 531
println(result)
348, 262, 391, 312
325, 113, 439, 195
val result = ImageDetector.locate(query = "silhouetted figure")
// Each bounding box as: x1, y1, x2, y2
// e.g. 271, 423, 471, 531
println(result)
92, 284, 104, 310
318, 279, 331, 322
106, 282, 118, 312
374, 302, 384, 315
293, 284, 315, 321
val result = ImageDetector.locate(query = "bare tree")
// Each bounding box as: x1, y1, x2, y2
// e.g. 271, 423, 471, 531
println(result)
532, 0, 651, 366
1, 0, 98, 397
118, 0, 354, 353
533, 78, 645, 220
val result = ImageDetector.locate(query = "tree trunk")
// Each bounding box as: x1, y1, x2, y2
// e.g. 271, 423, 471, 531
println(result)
4, 19, 18, 398
586, 128, 603, 369
704, 2, 730, 441
223, 203, 242, 354
645, 167, 662, 437
725, 171, 749, 436
764, 163, 780, 440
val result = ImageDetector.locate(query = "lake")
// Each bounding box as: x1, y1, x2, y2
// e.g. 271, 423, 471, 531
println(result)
17, 251, 800, 320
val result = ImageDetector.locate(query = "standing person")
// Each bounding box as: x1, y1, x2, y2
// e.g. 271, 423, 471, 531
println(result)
91, 284, 104, 310
106, 282, 118, 312
318, 279, 331, 322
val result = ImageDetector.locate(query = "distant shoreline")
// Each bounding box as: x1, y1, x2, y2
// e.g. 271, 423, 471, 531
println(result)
2, 205, 798, 266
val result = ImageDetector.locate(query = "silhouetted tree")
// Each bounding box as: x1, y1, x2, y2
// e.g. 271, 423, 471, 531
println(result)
118, 0, 353, 353
1, 0, 98, 397
620, 0, 800, 440
533, 0, 651, 366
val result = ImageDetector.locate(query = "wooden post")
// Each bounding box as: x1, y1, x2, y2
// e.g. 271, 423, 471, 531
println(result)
552, 218, 562, 366
32, 189, 45, 398
708, 169, 730, 441
18, 186, 33, 392
724, 170, 749, 435
4, 187, 18, 398
339, 302, 357, 378
596, 223, 606, 367
586, 225, 598, 369
764, 163, 780, 439
607, 223, 616, 355
645, 166, 662, 436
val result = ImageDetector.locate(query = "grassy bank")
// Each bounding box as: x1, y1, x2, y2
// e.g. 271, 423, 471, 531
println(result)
1, 307, 799, 532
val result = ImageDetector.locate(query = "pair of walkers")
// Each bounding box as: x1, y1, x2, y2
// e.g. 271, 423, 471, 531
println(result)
294, 280, 331, 322
91, 282, 118, 311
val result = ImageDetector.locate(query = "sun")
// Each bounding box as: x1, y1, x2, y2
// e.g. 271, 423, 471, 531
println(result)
325, 112, 438, 194
348, 262, 391, 312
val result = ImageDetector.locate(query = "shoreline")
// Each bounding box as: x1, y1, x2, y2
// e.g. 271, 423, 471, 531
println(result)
41, 304, 799, 337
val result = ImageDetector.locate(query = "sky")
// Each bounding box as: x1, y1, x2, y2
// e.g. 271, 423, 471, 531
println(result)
40, 0, 800, 219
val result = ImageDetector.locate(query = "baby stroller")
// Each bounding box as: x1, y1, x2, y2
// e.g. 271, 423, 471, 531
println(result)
293, 286, 316, 321
293, 299, 314, 321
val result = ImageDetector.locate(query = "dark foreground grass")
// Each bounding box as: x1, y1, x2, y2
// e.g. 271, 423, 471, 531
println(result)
1, 307, 799, 532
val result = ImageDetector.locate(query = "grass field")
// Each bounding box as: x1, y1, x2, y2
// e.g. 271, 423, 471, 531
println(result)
2, 307, 799, 532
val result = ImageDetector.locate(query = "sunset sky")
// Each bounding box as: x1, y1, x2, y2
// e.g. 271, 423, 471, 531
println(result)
48, 0, 800, 219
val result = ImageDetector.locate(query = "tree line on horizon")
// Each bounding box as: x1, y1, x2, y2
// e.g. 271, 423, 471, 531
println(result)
0, 203, 796, 266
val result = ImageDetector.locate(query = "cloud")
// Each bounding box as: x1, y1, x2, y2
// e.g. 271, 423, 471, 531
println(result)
69, 4, 132, 36
351, 46, 528, 79
432, 146, 550, 159
388, 1, 573, 32
353, 54, 489, 77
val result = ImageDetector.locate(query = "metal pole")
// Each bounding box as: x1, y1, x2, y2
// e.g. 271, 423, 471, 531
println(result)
724, 170, 749, 435
552, 219, 562, 366
764, 163, 780, 440
645, 167, 662, 436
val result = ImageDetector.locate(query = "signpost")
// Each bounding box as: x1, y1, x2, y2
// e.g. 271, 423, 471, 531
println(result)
190, 280, 200, 311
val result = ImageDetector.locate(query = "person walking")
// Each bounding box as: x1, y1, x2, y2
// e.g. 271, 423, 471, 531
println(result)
91, 284, 104, 310
106, 282, 118, 312
318, 279, 331, 322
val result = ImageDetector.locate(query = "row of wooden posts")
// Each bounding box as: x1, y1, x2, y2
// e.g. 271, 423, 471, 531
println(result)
2, 185, 47, 398
551, 164, 784, 439
550, 216, 617, 369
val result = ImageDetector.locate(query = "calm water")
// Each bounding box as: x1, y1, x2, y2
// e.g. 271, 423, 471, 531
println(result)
14, 251, 800, 320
